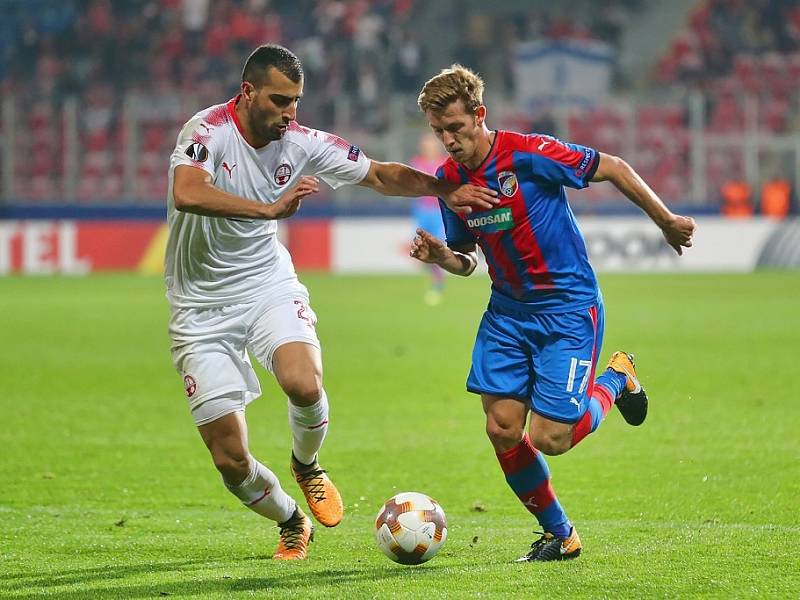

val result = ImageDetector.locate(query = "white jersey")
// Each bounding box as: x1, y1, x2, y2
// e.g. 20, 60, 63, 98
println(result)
165, 96, 371, 308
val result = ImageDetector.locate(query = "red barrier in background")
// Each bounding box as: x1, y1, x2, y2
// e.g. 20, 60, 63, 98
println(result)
286, 219, 331, 271
0, 220, 164, 274
0, 220, 331, 274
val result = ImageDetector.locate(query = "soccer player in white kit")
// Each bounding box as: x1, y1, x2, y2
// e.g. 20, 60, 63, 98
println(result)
166, 45, 498, 560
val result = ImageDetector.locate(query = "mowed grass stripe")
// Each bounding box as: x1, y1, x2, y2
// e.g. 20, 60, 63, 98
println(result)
0, 272, 798, 598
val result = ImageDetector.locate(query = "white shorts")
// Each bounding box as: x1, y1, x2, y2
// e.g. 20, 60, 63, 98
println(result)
169, 282, 320, 423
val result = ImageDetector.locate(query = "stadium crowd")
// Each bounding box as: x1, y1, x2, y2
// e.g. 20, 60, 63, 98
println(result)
0, 0, 796, 214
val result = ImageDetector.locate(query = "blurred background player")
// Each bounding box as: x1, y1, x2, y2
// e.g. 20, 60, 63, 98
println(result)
411, 65, 695, 562
167, 46, 497, 561
410, 132, 448, 305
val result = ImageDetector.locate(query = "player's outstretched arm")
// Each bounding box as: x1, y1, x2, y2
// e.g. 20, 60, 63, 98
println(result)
410, 228, 478, 276
592, 153, 696, 255
173, 165, 318, 220
358, 161, 498, 214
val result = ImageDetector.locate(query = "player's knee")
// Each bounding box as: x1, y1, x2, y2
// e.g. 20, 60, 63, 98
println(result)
485, 420, 524, 453
211, 448, 251, 485
280, 372, 323, 406
530, 431, 570, 456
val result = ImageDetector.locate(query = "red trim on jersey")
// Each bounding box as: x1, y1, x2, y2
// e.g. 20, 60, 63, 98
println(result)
493, 140, 555, 289
518, 132, 585, 168
324, 132, 353, 151
586, 305, 600, 399
205, 102, 230, 127
288, 120, 313, 136
570, 305, 605, 448
460, 143, 526, 297
226, 95, 247, 137
191, 130, 210, 146
440, 147, 522, 297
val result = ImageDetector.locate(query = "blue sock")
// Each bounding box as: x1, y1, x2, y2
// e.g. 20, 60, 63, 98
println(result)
596, 368, 627, 399
497, 436, 571, 538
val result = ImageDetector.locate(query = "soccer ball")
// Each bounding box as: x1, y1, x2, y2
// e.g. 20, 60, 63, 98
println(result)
374, 491, 448, 565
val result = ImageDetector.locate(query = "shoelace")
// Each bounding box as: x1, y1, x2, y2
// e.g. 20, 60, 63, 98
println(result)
295, 468, 328, 503
525, 532, 552, 556
279, 518, 306, 549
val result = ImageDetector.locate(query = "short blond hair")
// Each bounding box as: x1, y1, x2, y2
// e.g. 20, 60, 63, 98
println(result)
417, 64, 484, 114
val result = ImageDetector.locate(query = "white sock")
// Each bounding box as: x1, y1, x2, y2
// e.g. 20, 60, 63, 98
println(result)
288, 390, 329, 466
225, 459, 296, 523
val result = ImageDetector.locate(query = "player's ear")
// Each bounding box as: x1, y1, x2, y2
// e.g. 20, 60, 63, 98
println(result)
474, 105, 486, 126
241, 81, 256, 103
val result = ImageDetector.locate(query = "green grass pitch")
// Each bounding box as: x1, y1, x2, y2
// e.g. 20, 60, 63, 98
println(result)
1, 272, 798, 598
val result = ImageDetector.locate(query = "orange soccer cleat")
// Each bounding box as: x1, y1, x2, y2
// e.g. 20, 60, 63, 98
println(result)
607, 351, 649, 426
273, 506, 314, 560
291, 455, 344, 527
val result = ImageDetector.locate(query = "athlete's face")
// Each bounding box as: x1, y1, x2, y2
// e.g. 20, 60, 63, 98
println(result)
426, 100, 487, 164
242, 67, 303, 142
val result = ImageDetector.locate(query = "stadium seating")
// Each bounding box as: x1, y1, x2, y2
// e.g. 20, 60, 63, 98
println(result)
1, 0, 797, 208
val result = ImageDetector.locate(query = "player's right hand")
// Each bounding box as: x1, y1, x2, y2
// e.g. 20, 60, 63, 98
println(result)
267, 176, 319, 219
661, 214, 696, 256
442, 183, 499, 214
410, 228, 448, 264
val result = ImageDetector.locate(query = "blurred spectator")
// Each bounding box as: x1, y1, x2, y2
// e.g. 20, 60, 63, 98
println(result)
720, 178, 754, 218
1, 0, 798, 209
409, 132, 447, 305
760, 174, 792, 219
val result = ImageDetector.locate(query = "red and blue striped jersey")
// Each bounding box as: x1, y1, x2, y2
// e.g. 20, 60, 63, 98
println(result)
437, 130, 600, 313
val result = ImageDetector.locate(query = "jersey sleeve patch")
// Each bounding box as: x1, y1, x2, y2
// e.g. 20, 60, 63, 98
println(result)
525, 135, 598, 189
185, 142, 209, 163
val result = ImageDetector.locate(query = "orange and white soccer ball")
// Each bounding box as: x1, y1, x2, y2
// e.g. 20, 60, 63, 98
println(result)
374, 492, 448, 565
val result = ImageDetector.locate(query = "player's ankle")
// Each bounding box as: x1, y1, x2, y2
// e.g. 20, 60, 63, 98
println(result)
291, 452, 318, 471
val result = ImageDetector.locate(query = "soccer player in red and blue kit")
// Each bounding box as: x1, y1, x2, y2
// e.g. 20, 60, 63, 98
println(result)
411, 65, 696, 562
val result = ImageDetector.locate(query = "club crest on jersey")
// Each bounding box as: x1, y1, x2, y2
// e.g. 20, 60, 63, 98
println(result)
183, 375, 197, 398
185, 142, 209, 163
274, 163, 292, 185
498, 171, 518, 197
347, 145, 361, 162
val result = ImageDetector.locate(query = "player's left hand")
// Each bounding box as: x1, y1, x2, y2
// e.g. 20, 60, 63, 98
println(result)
410, 228, 449, 264
661, 214, 696, 255
441, 184, 499, 214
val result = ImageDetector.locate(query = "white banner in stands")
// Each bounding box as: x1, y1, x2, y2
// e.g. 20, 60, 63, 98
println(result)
579, 218, 778, 271
512, 40, 612, 109
331, 217, 786, 273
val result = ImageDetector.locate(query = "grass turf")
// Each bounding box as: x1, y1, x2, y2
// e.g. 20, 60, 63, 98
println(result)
0, 272, 798, 598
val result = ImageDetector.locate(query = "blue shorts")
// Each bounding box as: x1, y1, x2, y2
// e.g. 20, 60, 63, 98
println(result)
413, 205, 446, 240
467, 300, 605, 424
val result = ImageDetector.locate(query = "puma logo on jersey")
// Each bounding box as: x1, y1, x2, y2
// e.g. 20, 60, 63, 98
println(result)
222, 161, 237, 178
570, 397, 581, 408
